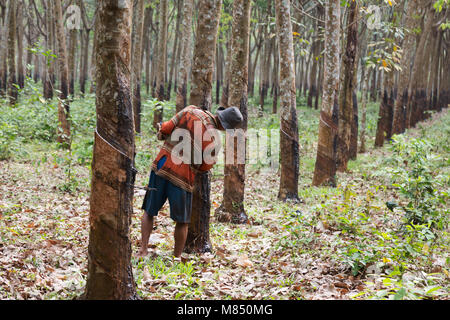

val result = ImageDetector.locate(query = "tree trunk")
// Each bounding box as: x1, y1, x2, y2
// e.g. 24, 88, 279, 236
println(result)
392, 0, 420, 135
312, 0, 340, 187
89, 7, 98, 94
249, 31, 262, 98
336, 1, 358, 171
359, 71, 370, 153
54, 0, 71, 146
167, 0, 183, 101
272, 41, 279, 114
132, 0, 145, 133
375, 65, 395, 147
185, 0, 222, 254
0, 1, 8, 96
275, 0, 299, 201
68, 28, 77, 96
307, 20, 319, 108
175, 0, 194, 112
215, 42, 221, 105
429, 31, 442, 111
408, 4, 433, 128
7, 0, 17, 105
303, 43, 312, 97
143, 6, 152, 95
438, 46, 449, 111
68, 0, 77, 97
80, 29, 90, 95
220, 37, 232, 108
43, 0, 53, 100
150, 7, 159, 98
16, 1, 24, 89
259, 0, 273, 117
153, 0, 168, 128
84, 0, 137, 300
217, 0, 251, 224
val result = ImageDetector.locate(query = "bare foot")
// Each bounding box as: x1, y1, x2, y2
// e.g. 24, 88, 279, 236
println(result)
136, 248, 148, 258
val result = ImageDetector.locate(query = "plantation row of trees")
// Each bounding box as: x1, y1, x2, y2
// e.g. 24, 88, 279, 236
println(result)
0, 0, 448, 299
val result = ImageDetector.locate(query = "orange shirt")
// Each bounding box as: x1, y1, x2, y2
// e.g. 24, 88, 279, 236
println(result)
151, 106, 220, 192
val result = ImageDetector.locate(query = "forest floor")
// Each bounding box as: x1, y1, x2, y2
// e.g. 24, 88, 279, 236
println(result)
0, 89, 449, 300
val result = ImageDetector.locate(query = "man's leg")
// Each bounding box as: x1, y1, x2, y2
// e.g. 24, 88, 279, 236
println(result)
137, 212, 154, 257
173, 222, 189, 258
140, 169, 167, 257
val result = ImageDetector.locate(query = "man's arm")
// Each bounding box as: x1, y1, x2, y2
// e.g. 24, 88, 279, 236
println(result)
157, 107, 189, 139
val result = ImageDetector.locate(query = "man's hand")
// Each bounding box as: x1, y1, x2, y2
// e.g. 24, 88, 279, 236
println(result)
156, 122, 166, 141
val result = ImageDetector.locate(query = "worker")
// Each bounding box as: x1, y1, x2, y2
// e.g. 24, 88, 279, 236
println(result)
137, 105, 243, 258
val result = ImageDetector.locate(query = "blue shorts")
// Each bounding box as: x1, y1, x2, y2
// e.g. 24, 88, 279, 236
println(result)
141, 157, 192, 223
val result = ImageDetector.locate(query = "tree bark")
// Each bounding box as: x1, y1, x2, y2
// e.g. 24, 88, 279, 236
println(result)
68, 0, 77, 96
80, 28, 90, 95
54, 0, 71, 146
392, 0, 420, 135
175, 0, 194, 112
259, 0, 273, 116
132, 0, 145, 133
167, 0, 183, 101
429, 29, 442, 111
0, 1, 8, 96
272, 41, 279, 114
153, 0, 168, 128
217, 0, 251, 224
438, 44, 449, 111
336, 1, 358, 171
185, 0, 222, 254
408, 3, 434, 128
359, 70, 370, 153
307, 18, 319, 108
312, 0, 340, 187
16, 0, 24, 89
84, 0, 137, 300
220, 36, 232, 108
142, 6, 152, 95
43, 0, 53, 100
7, 0, 17, 105
275, 0, 299, 201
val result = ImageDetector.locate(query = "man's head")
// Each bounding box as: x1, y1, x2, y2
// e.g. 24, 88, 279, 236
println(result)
215, 106, 243, 131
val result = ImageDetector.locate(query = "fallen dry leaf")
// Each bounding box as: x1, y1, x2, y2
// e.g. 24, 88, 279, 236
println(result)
235, 254, 253, 268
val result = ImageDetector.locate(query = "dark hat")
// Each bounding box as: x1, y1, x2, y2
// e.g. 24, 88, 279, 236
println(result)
216, 106, 243, 129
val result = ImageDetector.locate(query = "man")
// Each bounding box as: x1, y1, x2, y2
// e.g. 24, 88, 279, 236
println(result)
137, 105, 243, 258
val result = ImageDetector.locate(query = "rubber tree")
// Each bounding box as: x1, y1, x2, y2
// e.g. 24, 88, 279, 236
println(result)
336, 0, 358, 171
0, 0, 8, 96
132, 0, 145, 133
7, 0, 17, 105
408, 3, 434, 127
312, 0, 340, 187
54, 0, 71, 146
218, 0, 251, 224
185, 0, 222, 254
392, 0, 420, 135
153, 0, 168, 128
175, 0, 194, 112
275, 0, 299, 201
84, 0, 138, 300
16, 0, 24, 89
